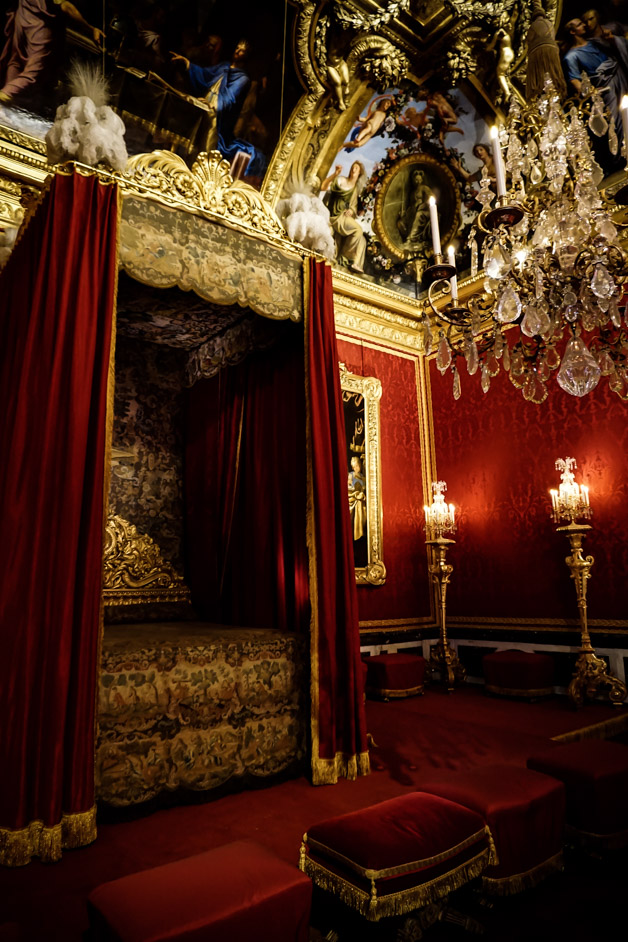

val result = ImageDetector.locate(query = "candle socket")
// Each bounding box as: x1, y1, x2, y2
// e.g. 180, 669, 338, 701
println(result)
484, 197, 524, 230
423, 253, 456, 285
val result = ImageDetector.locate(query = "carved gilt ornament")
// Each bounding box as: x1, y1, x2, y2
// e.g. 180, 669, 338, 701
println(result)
103, 515, 190, 606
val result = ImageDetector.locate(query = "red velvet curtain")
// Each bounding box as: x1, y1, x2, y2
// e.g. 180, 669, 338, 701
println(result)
0, 170, 119, 865
306, 260, 369, 784
185, 324, 310, 631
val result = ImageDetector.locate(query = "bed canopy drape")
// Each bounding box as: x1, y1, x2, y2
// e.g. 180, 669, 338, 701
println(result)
0, 169, 119, 866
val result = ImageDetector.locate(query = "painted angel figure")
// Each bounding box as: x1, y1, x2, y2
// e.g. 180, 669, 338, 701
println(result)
343, 95, 395, 151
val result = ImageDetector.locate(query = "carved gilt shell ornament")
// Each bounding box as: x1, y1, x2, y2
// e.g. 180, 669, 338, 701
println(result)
103, 515, 190, 606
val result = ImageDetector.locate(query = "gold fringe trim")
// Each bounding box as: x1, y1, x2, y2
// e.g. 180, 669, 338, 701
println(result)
368, 684, 424, 699
481, 851, 563, 896
311, 751, 371, 785
565, 822, 628, 850
485, 684, 553, 698
300, 848, 491, 922
552, 711, 628, 743
0, 807, 96, 867
306, 826, 494, 881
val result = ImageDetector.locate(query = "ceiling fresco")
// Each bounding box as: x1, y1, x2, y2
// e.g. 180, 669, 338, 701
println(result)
10, 1, 618, 304
321, 80, 491, 295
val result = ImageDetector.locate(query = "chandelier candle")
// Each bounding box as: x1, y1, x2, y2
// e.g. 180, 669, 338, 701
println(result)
447, 245, 458, 304
428, 195, 441, 256
490, 125, 507, 197
622, 95, 628, 167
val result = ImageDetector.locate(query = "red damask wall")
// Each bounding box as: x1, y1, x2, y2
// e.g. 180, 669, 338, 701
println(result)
337, 338, 431, 623
429, 362, 628, 621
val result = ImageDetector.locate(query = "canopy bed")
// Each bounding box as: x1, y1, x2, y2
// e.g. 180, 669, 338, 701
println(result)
0, 153, 369, 864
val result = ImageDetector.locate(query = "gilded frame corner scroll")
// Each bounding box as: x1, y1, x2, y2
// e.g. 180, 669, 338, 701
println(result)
340, 363, 386, 586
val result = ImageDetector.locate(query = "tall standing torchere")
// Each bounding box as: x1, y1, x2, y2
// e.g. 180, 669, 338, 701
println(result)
550, 458, 627, 708
424, 482, 466, 693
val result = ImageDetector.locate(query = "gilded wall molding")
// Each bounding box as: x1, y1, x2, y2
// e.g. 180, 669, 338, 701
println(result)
340, 362, 386, 586
447, 614, 628, 632
103, 515, 190, 607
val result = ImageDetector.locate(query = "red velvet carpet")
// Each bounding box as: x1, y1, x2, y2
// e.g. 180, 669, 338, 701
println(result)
0, 686, 626, 941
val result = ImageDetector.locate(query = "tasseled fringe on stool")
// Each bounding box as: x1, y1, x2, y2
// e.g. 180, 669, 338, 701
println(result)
299, 847, 492, 922
482, 850, 563, 896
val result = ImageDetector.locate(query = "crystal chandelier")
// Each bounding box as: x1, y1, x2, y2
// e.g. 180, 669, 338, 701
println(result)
428, 79, 628, 404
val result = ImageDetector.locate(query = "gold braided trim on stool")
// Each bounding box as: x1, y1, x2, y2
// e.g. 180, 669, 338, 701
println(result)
299, 847, 492, 922
368, 685, 425, 699
303, 827, 495, 880
0, 807, 96, 867
481, 850, 564, 896
485, 684, 553, 698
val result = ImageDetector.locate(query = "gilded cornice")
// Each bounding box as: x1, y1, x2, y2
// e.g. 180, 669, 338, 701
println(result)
0, 125, 48, 186
0, 176, 24, 228
333, 267, 424, 352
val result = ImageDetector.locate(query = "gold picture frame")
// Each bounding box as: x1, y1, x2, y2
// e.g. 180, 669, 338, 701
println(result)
340, 363, 386, 586
373, 152, 460, 263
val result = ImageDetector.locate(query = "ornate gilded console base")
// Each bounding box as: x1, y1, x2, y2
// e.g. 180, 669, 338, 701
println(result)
558, 523, 627, 708
429, 640, 467, 695
568, 651, 627, 709
426, 537, 466, 694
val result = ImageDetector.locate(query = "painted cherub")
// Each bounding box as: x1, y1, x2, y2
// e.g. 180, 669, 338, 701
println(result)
343, 96, 394, 151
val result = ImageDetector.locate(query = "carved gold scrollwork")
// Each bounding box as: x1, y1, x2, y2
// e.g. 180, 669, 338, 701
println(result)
124, 150, 286, 240
340, 364, 386, 586
103, 515, 190, 606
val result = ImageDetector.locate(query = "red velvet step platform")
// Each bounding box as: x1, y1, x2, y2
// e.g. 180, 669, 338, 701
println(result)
87, 839, 312, 942
527, 740, 628, 849
483, 649, 554, 699
419, 764, 565, 895
299, 791, 495, 923
364, 653, 427, 700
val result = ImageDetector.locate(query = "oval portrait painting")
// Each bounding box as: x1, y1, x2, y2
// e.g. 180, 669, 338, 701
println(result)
373, 154, 460, 263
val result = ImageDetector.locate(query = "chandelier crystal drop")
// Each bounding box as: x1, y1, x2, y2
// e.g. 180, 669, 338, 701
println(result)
428, 78, 628, 403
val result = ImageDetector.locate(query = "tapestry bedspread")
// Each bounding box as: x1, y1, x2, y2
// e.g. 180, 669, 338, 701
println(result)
96, 623, 305, 806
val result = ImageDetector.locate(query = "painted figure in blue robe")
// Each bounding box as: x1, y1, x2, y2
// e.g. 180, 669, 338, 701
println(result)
563, 15, 628, 171
172, 39, 266, 180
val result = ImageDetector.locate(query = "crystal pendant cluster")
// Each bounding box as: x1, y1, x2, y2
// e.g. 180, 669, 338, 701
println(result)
436, 78, 627, 404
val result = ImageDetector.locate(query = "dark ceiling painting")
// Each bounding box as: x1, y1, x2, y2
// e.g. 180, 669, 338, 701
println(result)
0, 0, 301, 188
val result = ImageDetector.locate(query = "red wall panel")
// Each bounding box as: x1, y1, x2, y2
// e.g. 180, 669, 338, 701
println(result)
337, 339, 431, 622
429, 360, 628, 621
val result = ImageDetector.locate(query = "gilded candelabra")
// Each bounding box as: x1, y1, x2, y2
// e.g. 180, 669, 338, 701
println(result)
551, 458, 627, 708
424, 482, 466, 693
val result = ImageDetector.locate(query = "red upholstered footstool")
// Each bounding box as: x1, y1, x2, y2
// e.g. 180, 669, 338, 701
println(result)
419, 764, 565, 895
527, 740, 628, 848
483, 649, 554, 698
87, 840, 312, 942
300, 791, 494, 922
365, 653, 427, 699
